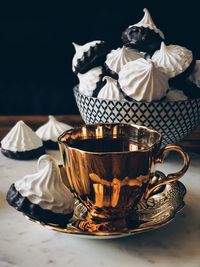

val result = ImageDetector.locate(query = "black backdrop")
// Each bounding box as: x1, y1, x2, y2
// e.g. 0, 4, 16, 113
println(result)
0, 1, 199, 115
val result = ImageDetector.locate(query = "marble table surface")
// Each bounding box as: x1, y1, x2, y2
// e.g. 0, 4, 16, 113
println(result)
0, 150, 200, 267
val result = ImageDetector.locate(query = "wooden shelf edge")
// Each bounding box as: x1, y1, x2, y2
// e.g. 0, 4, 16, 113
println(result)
0, 115, 199, 153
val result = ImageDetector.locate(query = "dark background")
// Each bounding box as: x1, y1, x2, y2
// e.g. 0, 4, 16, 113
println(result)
0, 1, 199, 115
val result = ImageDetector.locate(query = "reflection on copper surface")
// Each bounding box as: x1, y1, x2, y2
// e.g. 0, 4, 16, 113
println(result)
89, 173, 142, 208
24, 180, 187, 236
58, 123, 189, 232
81, 125, 88, 139
95, 125, 104, 139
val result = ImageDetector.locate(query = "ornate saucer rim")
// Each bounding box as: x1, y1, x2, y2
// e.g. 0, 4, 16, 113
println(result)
23, 180, 186, 239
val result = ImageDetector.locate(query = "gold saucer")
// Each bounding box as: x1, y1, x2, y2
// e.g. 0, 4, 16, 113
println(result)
24, 181, 186, 239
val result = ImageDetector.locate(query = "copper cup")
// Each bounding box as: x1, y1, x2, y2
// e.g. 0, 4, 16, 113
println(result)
58, 123, 189, 232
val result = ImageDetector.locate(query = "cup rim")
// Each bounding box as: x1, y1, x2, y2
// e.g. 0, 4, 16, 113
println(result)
58, 123, 162, 155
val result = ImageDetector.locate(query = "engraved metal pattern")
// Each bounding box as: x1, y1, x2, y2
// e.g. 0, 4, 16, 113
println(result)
24, 181, 186, 239
74, 86, 200, 145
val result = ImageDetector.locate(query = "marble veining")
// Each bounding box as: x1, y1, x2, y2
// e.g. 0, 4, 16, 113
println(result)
0, 151, 200, 267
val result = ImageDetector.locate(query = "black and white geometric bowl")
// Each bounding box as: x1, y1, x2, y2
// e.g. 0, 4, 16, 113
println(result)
74, 86, 200, 145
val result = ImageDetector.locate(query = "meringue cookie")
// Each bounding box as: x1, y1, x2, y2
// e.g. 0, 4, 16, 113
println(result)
105, 46, 143, 74
72, 41, 100, 72
188, 60, 200, 88
72, 41, 109, 74
173, 81, 200, 99
152, 42, 193, 78
1, 120, 45, 159
97, 76, 123, 100
15, 155, 74, 214
132, 8, 164, 39
36, 115, 71, 143
165, 89, 188, 101
78, 67, 104, 96
121, 8, 164, 53
119, 58, 169, 102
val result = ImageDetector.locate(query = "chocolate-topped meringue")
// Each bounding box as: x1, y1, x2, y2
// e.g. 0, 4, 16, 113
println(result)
1, 120, 45, 160
174, 80, 200, 99
188, 60, 200, 88
7, 155, 75, 227
78, 67, 104, 96
119, 58, 169, 102
121, 8, 164, 53
133, 8, 164, 39
105, 46, 143, 74
152, 42, 193, 78
165, 89, 188, 101
36, 116, 72, 149
72, 41, 110, 74
97, 76, 123, 100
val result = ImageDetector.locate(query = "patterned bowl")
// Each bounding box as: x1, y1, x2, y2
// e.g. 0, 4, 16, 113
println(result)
74, 86, 200, 145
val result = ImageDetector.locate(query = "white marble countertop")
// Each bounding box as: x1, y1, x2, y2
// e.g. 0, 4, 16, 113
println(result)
0, 150, 200, 267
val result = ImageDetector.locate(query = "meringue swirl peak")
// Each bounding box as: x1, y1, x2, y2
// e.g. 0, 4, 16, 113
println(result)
97, 76, 123, 100
132, 8, 164, 39
105, 46, 143, 74
72, 41, 102, 72
15, 155, 75, 214
1, 120, 43, 152
36, 115, 71, 142
119, 58, 169, 102
152, 42, 193, 78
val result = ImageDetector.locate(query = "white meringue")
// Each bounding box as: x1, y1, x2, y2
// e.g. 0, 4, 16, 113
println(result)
15, 155, 74, 214
72, 41, 102, 72
165, 89, 188, 101
105, 46, 143, 74
131, 8, 164, 39
188, 60, 200, 88
119, 58, 169, 102
97, 76, 123, 100
36, 115, 72, 142
78, 67, 103, 96
1, 120, 43, 152
152, 42, 193, 78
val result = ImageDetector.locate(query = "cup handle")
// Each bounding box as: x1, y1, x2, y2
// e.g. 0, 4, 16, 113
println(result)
144, 145, 190, 200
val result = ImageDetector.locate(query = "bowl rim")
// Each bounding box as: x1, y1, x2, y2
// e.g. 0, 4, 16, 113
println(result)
73, 85, 200, 104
